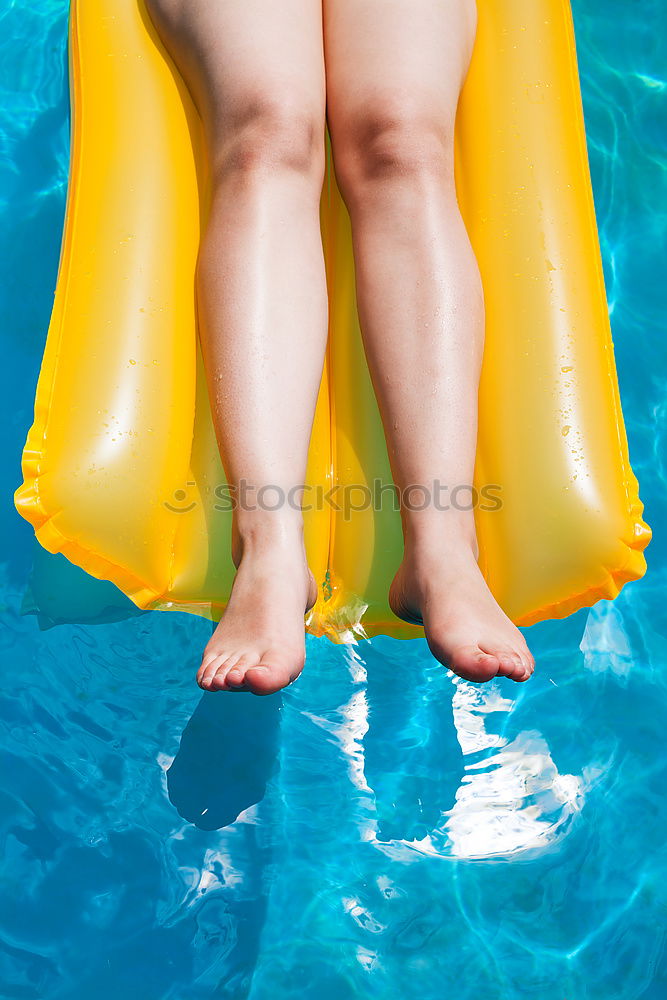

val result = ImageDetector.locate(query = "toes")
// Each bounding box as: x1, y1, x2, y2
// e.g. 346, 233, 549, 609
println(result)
196, 651, 217, 687
515, 644, 535, 681
197, 648, 304, 695
217, 654, 256, 690
507, 651, 534, 682
209, 654, 254, 691
518, 654, 534, 680
198, 651, 243, 690
224, 665, 246, 689
432, 642, 501, 683
470, 651, 502, 682
241, 666, 286, 696
243, 650, 304, 696
478, 644, 533, 683
478, 644, 513, 679
496, 649, 526, 681
198, 654, 227, 690
516, 631, 535, 676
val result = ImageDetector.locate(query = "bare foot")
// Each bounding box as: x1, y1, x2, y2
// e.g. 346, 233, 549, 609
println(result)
197, 534, 317, 695
389, 538, 534, 683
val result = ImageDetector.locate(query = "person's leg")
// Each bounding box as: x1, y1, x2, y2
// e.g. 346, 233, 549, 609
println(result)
145, 0, 328, 694
323, 0, 534, 683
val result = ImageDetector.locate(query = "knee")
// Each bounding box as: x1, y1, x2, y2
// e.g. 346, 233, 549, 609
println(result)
329, 98, 454, 205
211, 96, 325, 187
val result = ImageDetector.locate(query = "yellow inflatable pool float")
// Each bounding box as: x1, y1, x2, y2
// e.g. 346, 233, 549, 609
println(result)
14, 0, 650, 641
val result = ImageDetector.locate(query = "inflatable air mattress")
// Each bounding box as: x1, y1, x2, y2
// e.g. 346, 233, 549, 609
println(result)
14, 0, 651, 641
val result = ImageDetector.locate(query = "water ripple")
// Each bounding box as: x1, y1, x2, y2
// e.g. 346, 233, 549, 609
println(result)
2, 0, 667, 996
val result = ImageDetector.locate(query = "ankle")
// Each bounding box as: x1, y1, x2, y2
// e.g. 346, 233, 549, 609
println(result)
402, 518, 479, 566
231, 514, 306, 566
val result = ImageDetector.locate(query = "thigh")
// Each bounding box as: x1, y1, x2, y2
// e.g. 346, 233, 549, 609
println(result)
323, 0, 477, 150
144, 0, 326, 160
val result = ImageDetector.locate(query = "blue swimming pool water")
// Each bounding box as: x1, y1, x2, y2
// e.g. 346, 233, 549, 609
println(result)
1, 1, 666, 997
